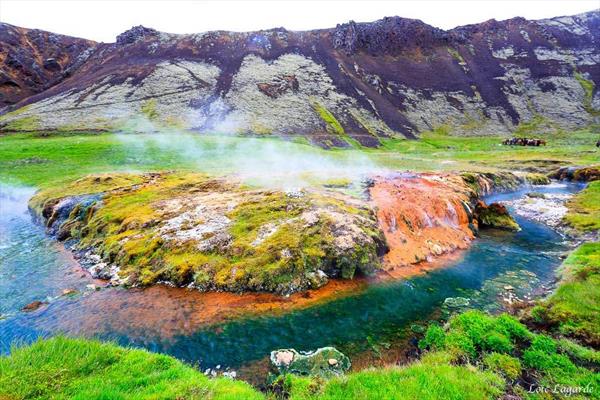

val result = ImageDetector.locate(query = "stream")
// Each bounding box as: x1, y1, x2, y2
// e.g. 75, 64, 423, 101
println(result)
0, 182, 584, 374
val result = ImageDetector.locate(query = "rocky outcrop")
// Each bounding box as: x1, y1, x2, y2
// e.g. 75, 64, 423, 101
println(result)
0, 23, 95, 108
474, 201, 521, 231
270, 347, 351, 377
549, 166, 600, 182
1, 11, 599, 144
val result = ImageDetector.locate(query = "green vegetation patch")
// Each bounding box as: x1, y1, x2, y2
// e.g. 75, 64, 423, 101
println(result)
575, 72, 600, 116
30, 172, 386, 293
279, 351, 503, 400
564, 181, 600, 233
419, 310, 600, 399
311, 102, 345, 136
0, 336, 262, 400
533, 242, 600, 345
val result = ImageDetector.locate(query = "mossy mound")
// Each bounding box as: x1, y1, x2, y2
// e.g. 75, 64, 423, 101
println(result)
30, 172, 387, 293
475, 201, 520, 231
525, 173, 551, 185
550, 166, 600, 182
531, 242, 600, 346
270, 347, 351, 378
419, 310, 600, 399
0, 336, 262, 400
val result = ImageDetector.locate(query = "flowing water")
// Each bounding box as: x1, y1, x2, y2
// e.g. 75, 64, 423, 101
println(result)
0, 182, 584, 373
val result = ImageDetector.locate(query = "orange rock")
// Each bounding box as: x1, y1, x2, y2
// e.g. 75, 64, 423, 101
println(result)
370, 173, 477, 269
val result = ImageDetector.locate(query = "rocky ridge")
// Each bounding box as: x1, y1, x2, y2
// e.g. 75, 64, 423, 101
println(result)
1, 11, 599, 146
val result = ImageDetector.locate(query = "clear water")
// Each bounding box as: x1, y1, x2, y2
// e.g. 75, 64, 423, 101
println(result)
0, 182, 582, 370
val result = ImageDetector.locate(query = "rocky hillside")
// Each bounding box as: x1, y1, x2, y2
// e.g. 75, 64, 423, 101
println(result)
0, 11, 599, 146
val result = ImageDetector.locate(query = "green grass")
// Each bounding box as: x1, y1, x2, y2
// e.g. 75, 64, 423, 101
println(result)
1, 129, 598, 188
533, 242, 600, 345
418, 310, 600, 399
282, 352, 503, 400
0, 336, 263, 400
311, 102, 345, 136
565, 181, 600, 233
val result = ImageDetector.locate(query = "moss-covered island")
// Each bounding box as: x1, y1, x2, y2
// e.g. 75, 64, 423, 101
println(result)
29, 172, 386, 293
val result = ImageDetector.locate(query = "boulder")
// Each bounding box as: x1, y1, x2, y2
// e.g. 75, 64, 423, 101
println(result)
270, 347, 351, 377
475, 201, 520, 231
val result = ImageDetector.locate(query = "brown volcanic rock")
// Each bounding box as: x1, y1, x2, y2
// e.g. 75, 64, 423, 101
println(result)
0, 23, 96, 108
1, 11, 599, 142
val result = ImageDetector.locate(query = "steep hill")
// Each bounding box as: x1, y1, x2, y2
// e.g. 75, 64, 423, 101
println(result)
0, 11, 599, 146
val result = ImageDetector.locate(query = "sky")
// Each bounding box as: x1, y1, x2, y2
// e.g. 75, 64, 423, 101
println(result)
0, 0, 598, 43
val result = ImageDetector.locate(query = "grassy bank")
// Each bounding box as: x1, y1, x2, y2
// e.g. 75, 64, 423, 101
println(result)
4, 310, 598, 399
532, 242, 600, 346
0, 337, 262, 400
1, 129, 598, 187
0, 336, 504, 400
565, 181, 600, 233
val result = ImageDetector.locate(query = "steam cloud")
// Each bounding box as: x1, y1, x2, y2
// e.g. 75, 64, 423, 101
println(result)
113, 114, 387, 190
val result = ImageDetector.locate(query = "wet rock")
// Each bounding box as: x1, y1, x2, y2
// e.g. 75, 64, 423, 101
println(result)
549, 166, 600, 182
270, 347, 351, 377
526, 192, 546, 199
61, 288, 78, 296
22, 300, 47, 312
475, 201, 520, 231
443, 297, 471, 309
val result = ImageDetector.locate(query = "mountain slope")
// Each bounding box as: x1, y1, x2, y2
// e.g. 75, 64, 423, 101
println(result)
0, 23, 95, 108
0, 11, 599, 146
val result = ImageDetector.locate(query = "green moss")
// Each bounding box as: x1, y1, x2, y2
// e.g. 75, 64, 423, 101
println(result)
1, 115, 41, 132
483, 353, 521, 380
575, 71, 600, 116
525, 173, 550, 185
0, 336, 263, 400
30, 172, 384, 293
447, 47, 466, 65
311, 102, 345, 136
534, 242, 600, 344
140, 99, 159, 120
283, 357, 503, 400
564, 181, 600, 233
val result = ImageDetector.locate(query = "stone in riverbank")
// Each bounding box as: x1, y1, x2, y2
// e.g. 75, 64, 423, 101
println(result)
475, 201, 520, 231
270, 347, 350, 377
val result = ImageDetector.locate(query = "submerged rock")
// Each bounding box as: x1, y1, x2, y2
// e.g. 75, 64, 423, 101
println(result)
270, 347, 351, 377
475, 201, 520, 231
22, 300, 47, 312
